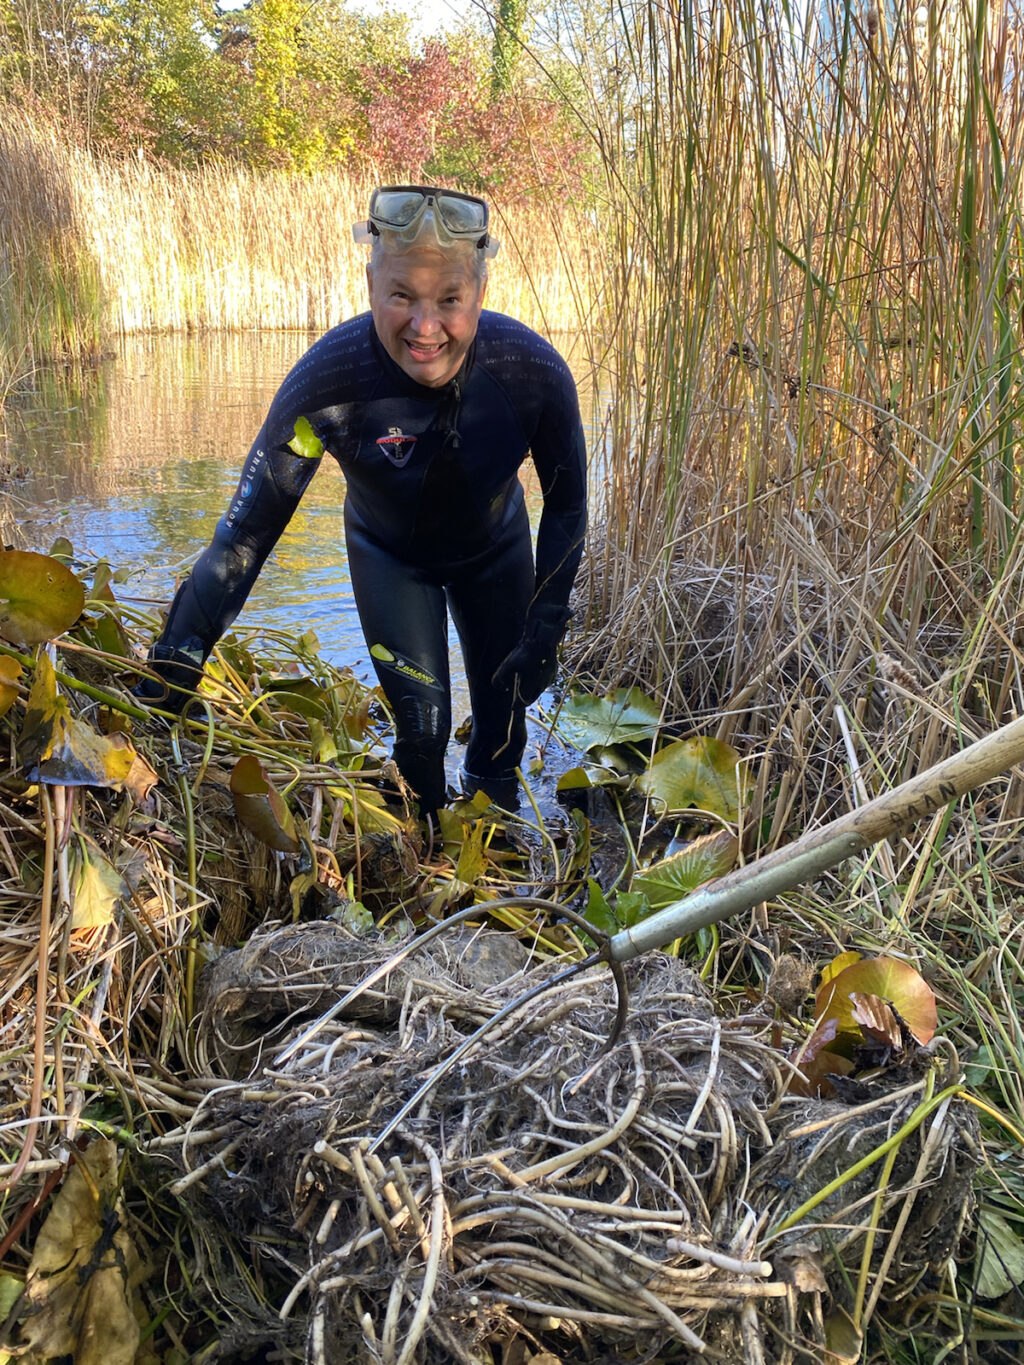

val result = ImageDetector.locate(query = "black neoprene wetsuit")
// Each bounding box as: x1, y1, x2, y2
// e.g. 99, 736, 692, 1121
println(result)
152, 309, 588, 812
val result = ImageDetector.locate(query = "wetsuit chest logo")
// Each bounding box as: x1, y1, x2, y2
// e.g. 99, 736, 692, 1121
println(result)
376, 427, 418, 467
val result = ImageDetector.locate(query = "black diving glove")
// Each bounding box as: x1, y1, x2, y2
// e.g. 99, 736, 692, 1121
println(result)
133, 640, 205, 715
493, 605, 572, 706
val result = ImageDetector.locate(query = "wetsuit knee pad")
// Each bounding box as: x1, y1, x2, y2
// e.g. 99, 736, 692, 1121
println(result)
391, 696, 449, 812
394, 696, 448, 757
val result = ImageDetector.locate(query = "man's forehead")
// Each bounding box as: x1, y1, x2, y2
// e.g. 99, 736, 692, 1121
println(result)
375, 249, 477, 285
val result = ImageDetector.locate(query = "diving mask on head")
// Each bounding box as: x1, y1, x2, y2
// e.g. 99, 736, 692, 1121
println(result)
352, 185, 500, 258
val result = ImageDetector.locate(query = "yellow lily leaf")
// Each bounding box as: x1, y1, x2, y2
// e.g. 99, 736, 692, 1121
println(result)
454, 818, 487, 886
71, 847, 127, 929
814, 956, 937, 1044
20, 653, 135, 788
0, 655, 22, 718
638, 736, 745, 820
819, 950, 861, 988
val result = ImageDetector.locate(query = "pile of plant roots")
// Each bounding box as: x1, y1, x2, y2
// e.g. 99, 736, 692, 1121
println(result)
155, 919, 979, 1364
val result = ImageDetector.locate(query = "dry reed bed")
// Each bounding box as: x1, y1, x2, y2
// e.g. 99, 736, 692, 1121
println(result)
574, 0, 1024, 774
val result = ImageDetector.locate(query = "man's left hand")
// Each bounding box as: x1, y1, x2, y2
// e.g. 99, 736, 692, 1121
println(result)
493, 604, 571, 705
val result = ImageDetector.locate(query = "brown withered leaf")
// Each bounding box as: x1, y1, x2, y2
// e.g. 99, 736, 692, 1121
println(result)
230, 753, 301, 853
18, 1139, 144, 1365
788, 1015, 854, 1097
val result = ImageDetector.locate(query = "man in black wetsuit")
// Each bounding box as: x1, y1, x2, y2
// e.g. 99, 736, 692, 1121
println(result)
138, 185, 587, 818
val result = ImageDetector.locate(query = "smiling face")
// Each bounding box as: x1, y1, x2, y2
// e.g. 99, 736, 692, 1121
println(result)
367, 246, 486, 388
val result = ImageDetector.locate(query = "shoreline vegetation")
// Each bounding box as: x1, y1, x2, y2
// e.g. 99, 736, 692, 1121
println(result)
4, 0, 1024, 1360
0, 108, 597, 372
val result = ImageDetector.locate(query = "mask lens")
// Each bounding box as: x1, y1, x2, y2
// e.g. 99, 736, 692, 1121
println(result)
371, 190, 428, 227
436, 194, 487, 235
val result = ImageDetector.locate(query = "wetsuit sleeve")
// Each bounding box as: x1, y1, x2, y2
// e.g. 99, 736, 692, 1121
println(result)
154, 426, 323, 663
528, 369, 588, 634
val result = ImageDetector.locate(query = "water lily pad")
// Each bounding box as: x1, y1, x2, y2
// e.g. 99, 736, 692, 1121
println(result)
632, 830, 738, 908
637, 736, 744, 819
819, 950, 862, 987
555, 764, 625, 791
554, 687, 661, 751
0, 550, 85, 647
814, 956, 936, 1044
230, 755, 301, 853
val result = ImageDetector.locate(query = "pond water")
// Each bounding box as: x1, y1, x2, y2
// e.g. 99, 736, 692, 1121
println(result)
3, 330, 599, 759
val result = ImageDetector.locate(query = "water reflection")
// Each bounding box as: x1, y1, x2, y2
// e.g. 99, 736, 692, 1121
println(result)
8, 334, 368, 670
4, 331, 596, 722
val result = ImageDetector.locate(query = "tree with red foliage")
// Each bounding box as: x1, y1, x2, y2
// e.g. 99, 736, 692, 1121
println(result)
358, 38, 584, 204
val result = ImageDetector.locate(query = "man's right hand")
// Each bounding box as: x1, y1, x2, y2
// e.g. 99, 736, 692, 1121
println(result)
133, 642, 205, 715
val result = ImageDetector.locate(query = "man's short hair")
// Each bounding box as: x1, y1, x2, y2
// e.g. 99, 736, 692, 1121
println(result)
367, 234, 488, 290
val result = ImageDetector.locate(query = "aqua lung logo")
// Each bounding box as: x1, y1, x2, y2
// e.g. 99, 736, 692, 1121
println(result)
376, 427, 418, 468
226, 450, 264, 526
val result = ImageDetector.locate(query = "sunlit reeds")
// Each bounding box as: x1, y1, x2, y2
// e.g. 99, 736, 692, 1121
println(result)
0, 105, 597, 377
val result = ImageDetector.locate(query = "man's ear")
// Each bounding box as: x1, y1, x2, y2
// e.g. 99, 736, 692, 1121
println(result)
478, 276, 488, 307
365, 261, 374, 302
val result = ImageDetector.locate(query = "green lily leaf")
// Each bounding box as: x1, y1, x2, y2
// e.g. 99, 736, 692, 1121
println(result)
47, 536, 74, 564
976, 1207, 1024, 1299
611, 889, 654, 928
261, 680, 329, 721
965, 1043, 998, 1089
583, 878, 618, 936
632, 830, 739, 908
554, 687, 661, 751
638, 736, 744, 819
80, 562, 130, 657
229, 755, 301, 854
0, 550, 85, 647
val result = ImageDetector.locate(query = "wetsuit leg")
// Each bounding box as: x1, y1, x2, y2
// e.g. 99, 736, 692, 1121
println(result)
346, 513, 451, 814
447, 505, 535, 802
